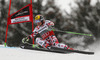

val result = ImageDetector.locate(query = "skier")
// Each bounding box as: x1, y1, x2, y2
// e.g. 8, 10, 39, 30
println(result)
22, 14, 73, 50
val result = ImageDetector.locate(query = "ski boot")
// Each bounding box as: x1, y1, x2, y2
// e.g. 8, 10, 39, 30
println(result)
65, 46, 74, 50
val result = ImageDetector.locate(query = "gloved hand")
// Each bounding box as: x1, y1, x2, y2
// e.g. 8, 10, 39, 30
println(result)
47, 25, 54, 31
22, 37, 29, 44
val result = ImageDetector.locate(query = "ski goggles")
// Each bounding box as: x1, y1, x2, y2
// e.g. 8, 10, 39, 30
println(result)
35, 20, 41, 23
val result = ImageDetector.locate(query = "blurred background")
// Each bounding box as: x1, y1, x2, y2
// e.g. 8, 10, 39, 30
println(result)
0, 0, 100, 50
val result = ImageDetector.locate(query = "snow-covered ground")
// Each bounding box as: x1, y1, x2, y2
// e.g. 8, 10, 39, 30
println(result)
0, 45, 100, 60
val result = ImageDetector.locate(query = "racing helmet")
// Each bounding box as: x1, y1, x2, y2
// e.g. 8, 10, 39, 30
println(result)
35, 15, 44, 23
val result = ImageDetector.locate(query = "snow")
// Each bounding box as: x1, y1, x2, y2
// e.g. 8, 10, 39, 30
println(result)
45, 8, 55, 14
90, 0, 98, 6
0, 45, 100, 60
55, 0, 78, 14
54, 0, 99, 14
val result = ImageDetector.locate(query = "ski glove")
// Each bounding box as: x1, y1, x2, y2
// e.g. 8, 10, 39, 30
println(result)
22, 37, 30, 43
47, 25, 54, 31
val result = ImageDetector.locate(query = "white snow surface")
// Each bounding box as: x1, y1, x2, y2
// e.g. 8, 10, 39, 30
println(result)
0, 45, 100, 60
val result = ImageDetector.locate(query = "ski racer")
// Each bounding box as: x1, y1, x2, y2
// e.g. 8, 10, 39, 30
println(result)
22, 14, 73, 50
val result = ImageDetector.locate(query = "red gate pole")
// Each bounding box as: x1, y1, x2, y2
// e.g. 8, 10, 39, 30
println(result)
30, 0, 34, 44
4, 23, 9, 47
5, 0, 12, 47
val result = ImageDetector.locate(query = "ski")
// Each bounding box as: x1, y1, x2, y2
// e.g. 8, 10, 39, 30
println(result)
21, 45, 68, 54
51, 47, 94, 55
20, 44, 94, 55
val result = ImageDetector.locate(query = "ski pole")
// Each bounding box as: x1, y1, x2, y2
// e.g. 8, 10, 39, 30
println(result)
51, 29, 92, 36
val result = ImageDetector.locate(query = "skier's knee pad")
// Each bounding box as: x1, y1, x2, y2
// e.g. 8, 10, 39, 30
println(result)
36, 38, 41, 43
36, 38, 45, 46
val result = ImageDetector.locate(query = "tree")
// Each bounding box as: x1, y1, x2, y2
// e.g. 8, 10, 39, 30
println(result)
70, 0, 100, 38
0, 0, 7, 44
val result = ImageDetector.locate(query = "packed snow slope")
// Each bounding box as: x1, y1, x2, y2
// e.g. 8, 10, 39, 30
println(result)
0, 45, 100, 60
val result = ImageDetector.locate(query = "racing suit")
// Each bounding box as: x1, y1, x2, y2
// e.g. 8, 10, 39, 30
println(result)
29, 20, 68, 49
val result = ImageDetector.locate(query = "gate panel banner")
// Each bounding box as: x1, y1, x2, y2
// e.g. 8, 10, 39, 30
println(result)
8, 4, 32, 25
